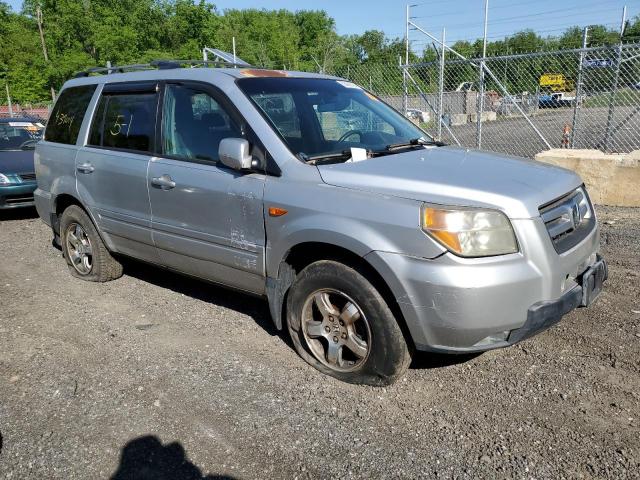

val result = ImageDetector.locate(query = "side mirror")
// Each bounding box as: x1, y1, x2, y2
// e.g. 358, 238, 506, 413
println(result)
219, 138, 253, 171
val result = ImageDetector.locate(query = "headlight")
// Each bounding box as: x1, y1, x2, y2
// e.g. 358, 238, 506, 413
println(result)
0, 173, 17, 186
421, 205, 518, 257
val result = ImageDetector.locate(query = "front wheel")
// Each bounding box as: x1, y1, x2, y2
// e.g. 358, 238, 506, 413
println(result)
286, 260, 411, 386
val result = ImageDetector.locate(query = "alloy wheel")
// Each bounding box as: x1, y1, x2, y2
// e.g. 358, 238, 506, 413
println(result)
65, 223, 93, 275
301, 289, 372, 372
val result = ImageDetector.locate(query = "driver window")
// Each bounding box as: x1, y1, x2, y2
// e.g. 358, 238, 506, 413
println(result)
313, 97, 395, 142
162, 84, 241, 162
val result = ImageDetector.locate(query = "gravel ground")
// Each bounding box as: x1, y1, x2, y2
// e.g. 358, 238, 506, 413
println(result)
0, 206, 639, 479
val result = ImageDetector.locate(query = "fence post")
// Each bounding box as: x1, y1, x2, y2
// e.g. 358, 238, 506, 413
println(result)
401, 57, 408, 116
476, 0, 489, 149
603, 6, 627, 152
603, 44, 624, 151
437, 28, 446, 141
570, 28, 589, 148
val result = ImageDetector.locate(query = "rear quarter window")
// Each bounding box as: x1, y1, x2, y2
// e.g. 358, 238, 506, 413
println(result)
45, 85, 97, 145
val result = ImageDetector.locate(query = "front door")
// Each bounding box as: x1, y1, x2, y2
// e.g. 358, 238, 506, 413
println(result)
76, 82, 160, 264
148, 82, 266, 294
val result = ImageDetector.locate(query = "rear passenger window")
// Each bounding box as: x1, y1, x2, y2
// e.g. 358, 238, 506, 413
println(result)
45, 85, 97, 145
89, 92, 157, 153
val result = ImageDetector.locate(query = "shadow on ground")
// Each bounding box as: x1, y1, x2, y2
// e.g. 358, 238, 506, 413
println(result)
121, 258, 481, 373
110, 435, 237, 480
0, 207, 38, 221
120, 258, 278, 337
410, 351, 482, 370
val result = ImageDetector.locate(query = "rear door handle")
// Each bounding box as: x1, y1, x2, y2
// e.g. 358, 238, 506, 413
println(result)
77, 162, 95, 174
151, 174, 176, 190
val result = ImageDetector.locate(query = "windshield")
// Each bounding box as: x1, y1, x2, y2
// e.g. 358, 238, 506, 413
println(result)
0, 121, 44, 151
237, 77, 431, 160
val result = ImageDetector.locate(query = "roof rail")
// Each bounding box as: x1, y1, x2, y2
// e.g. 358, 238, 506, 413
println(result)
72, 59, 256, 78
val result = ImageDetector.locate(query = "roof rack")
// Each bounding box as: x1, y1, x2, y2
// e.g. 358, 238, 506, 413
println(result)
72, 59, 256, 78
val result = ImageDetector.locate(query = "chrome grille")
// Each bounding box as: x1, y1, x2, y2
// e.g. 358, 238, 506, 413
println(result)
539, 187, 595, 254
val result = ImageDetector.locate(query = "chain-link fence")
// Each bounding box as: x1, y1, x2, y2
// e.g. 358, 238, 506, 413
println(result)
327, 43, 640, 158
0, 103, 51, 121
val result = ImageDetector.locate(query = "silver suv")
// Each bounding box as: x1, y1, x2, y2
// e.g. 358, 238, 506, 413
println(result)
34, 64, 607, 385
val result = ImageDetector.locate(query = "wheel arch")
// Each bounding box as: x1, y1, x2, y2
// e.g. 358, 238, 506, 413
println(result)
266, 241, 415, 350
52, 193, 115, 252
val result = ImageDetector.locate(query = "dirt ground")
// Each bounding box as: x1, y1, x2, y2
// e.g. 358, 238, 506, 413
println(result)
0, 205, 638, 479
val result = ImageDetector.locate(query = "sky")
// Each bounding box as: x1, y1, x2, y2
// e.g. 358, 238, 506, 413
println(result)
5, 0, 638, 49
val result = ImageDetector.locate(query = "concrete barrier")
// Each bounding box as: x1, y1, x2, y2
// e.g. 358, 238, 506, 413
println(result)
535, 149, 640, 207
468, 111, 497, 123
450, 113, 468, 126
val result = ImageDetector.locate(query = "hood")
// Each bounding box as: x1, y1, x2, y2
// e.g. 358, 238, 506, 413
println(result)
317, 146, 582, 218
0, 149, 36, 175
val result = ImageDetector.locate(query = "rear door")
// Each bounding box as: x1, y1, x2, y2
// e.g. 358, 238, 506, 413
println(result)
76, 82, 160, 263
148, 81, 266, 293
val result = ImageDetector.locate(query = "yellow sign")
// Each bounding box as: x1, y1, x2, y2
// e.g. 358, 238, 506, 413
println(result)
539, 73, 573, 92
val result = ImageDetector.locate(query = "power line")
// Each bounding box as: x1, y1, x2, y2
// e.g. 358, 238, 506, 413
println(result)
423, 20, 622, 40
409, 20, 621, 46
439, 23, 620, 44
416, 6, 624, 31
408, 0, 466, 7
410, 0, 623, 20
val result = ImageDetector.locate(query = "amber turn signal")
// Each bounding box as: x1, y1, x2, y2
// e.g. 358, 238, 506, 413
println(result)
268, 207, 288, 217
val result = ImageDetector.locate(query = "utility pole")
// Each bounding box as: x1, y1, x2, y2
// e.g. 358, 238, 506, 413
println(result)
36, 6, 56, 101
232, 37, 237, 66
6, 83, 13, 117
603, 5, 627, 151
570, 27, 589, 148
437, 27, 446, 141
403, 4, 410, 115
476, 0, 489, 149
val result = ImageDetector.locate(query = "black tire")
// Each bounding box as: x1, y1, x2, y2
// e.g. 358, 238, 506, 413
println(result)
60, 205, 123, 282
286, 260, 411, 386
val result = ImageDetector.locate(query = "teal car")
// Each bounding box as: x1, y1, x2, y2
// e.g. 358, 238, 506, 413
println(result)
0, 117, 44, 209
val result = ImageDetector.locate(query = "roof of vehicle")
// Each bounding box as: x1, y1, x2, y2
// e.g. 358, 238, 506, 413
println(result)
0, 117, 44, 124
61, 66, 340, 91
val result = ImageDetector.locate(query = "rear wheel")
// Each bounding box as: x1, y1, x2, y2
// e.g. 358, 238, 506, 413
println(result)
287, 260, 411, 386
60, 205, 123, 282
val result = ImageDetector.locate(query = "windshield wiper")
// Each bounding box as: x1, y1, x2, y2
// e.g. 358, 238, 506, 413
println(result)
298, 150, 356, 165
299, 137, 445, 164
384, 137, 444, 152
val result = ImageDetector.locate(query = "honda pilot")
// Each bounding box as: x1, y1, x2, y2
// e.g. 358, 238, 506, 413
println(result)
34, 64, 607, 385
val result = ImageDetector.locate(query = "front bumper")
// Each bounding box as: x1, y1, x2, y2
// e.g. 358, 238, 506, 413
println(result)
505, 255, 606, 346
364, 217, 604, 353
0, 182, 37, 209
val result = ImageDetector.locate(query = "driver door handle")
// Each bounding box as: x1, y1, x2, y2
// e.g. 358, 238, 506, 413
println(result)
77, 162, 95, 174
151, 174, 176, 190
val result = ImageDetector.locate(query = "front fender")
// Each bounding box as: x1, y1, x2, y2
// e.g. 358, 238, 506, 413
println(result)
267, 217, 386, 278
263, 171, 446, 276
